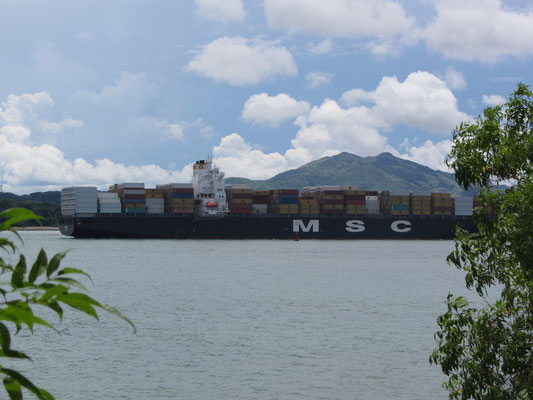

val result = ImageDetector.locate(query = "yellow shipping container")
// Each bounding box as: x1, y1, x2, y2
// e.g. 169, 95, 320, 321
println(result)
228, 198, 253, 204
321, 204, 344, 210
390, 210, 409, 215
321, 194, 344, 200
124, 203, 145, 208
278, 209, 299, 214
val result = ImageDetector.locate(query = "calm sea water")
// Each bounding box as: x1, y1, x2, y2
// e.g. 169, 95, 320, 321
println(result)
1, 231, 474, 399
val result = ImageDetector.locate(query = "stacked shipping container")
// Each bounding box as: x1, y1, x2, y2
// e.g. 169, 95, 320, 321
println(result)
344, 189, 367, 215
97, 192, 121, 214
157, 184, 194, 215
226, 188, 253, 214
118, 183, 146, 214
252, 190, 269, 215
410, 195, 432, 216
454, 197, 474, 216
431, 193, 453, 215
270, 189, 299, 214
145, 189, 165, 214
61, 187, 97, 216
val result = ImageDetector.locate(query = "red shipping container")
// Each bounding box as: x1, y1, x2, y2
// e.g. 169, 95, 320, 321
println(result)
172, 208, 194, 213
344, 195, 366, 201
232, 208, 253, 214
230, 193, 253, 199
346, 199, 366, 205
320, 199, 344, 205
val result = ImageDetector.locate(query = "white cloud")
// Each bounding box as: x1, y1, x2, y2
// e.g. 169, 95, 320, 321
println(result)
367, 71, 471, 134
425, 0, 533, 62
265, 0, 415, 55
265, 0, 414, 37
306, 71, 334, 88
185, 36, 297, 86
0, 92, 190, 193
482, 94, 506, 106
213, 133, 295, 179
241, 93, 310, 127
74, 72, 159, 112
395, 139, 453, 172
195, 0, 245, 22
442, 67, 466, 90
307, 39, 333, 55
40, 117, 83, 134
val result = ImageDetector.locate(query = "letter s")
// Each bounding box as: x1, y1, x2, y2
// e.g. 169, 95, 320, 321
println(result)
346, 220, 365, 233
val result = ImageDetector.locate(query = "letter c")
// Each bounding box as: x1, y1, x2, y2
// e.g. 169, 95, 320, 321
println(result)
391, 220, 411, 233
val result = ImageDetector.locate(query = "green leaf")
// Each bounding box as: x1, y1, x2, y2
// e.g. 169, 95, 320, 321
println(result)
11, 255, 26, 289
56, 293, 100, 319
0, 208, 42, 231
57, 268, 92, 281
49, 277, 87, 291
0, 238, 16, 253
0, 322, 12, 352
98, 302, 136, 333
3, 377, 22, 400
4, 303, 56, 334
38, 284, 69, 303
28, 249, 48, 283
0, 368, 54, 400
46, 251, 69, 279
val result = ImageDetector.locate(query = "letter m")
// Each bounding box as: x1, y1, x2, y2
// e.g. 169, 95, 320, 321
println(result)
293, 219, 319, 233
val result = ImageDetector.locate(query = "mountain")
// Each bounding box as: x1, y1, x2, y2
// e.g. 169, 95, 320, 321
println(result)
226, 152, 471, 195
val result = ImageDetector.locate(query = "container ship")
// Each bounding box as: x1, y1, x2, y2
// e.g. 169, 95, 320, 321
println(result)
59, 158, 478, 239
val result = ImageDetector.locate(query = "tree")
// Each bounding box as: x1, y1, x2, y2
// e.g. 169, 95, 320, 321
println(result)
430, 83, 533, 399
0, 208, 135, 399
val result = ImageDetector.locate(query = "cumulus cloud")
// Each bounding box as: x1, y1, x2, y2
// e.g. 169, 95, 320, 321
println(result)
306, 71, 334, 88
184, 36, 297, 85
0, 92, 190, 193
213, 133, 293, 179
442, 67, 466, 90
265, 0, 415, 55
195, 0, 245, 22
482, 94, 506, 106
425, 0, 533, 62
307, 39, 333, 55
395, 139, 453, 172
241, 93, 310, 127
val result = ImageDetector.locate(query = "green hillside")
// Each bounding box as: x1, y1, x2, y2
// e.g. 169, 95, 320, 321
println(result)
226, 152, 470, 195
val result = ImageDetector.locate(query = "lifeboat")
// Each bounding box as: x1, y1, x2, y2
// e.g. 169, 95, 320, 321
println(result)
206, 202, 218, 207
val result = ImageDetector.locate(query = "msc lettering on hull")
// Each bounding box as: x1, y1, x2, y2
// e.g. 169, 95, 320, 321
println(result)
292, 219, 413, 234
293, 219, 319, 232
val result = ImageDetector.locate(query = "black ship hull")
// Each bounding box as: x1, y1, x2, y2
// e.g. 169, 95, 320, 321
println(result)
59, 214, 476, 240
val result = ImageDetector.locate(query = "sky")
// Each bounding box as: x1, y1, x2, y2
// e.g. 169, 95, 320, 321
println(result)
0, 0, 532, 193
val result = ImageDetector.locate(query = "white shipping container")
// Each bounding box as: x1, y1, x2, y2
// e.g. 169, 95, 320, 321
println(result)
98, 192, 119, 199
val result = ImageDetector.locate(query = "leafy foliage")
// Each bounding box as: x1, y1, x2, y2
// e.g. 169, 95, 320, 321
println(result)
0, 207, 135, 399
430, 84, 533, 399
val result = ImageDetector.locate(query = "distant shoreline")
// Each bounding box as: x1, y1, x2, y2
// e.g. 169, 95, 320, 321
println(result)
14, 226, 59, 231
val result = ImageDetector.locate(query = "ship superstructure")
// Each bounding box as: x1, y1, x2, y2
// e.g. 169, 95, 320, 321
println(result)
191, 157, 228, 217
